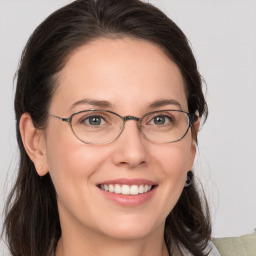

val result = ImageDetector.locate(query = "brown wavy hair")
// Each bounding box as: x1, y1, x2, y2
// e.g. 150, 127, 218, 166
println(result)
3, 0, 211, 255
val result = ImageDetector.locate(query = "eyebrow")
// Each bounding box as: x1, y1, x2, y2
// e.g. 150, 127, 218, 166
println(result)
70, 98, 113, 110
70, 98, 182, 111
149, 99, 182, 110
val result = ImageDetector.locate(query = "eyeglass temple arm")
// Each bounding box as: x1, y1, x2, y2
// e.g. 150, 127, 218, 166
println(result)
190, 114, 198, 126
49, 114, 70, 123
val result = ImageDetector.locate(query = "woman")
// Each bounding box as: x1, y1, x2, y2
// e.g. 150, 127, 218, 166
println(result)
3, 0, 220, 255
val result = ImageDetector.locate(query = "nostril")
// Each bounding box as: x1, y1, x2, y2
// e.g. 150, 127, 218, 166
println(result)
118, 160, 146, 166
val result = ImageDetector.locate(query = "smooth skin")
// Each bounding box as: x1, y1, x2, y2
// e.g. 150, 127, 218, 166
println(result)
20, 38, 199, 256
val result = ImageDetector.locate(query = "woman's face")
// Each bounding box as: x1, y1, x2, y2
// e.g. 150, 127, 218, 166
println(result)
42, 38, 196, 241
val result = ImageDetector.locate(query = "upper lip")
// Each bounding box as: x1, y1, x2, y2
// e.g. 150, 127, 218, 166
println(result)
97, 178, 157, 186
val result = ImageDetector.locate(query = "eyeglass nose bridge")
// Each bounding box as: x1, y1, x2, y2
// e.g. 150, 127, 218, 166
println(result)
123, 115, 141, 123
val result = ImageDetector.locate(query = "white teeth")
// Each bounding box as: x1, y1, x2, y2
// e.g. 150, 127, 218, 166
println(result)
114, 184, 122, 194
121, 185, 130, 195
100, 184, 153, 195
109, 184, 114, 192
138, 184, 144, 194
130, 185, 139, 195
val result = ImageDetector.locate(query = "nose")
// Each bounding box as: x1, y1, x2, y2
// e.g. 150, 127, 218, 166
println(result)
111, 120, 148, 168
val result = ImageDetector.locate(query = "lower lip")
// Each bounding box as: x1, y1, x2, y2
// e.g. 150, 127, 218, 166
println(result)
98, 186, 157, 207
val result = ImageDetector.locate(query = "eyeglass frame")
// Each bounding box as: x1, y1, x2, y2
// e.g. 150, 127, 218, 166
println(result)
49, 109, 198, 145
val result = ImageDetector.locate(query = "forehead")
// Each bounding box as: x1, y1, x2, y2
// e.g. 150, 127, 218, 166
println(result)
51, 38, 187, 114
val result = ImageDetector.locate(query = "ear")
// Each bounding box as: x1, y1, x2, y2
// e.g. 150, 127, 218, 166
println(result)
192, 115, 200, 142
189, 116, 200, 170
19, 113, 49, 176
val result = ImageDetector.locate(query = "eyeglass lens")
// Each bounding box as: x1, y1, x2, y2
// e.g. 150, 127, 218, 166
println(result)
70, 110, 190, 144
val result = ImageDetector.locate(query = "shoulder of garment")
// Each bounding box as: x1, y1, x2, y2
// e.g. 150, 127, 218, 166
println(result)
174, 241, 221, 256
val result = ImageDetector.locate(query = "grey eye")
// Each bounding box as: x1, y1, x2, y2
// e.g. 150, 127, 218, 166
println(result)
150, 115, 172, 125
84, 116, 106, 126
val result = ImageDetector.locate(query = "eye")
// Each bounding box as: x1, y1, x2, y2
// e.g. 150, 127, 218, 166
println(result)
149, 115, 172, 125
82, 115, 106, 126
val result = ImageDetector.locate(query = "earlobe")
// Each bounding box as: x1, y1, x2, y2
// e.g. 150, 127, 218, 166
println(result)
19, 113, 49, 176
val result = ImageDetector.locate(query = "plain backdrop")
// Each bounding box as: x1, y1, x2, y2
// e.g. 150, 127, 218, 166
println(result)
1, 0, 256, 254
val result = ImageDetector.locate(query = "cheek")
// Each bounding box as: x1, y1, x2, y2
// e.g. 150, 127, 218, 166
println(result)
154, 137, 194, 179
44, 124, 102, 204
45, 120, 98, 174
45, 137, 112, 229
151, 137, 194, 216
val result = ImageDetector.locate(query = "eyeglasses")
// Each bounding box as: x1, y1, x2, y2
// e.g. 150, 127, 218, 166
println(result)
49, 109, 197, 145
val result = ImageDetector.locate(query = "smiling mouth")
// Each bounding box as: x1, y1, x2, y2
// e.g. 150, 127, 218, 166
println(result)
98, 184, 155, 196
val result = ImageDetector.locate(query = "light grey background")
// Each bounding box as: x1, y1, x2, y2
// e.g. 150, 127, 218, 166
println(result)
1, 0, 256, 253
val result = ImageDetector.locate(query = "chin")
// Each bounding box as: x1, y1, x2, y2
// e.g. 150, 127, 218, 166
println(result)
96, 214, 164, 241
102, 227, 154, 241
